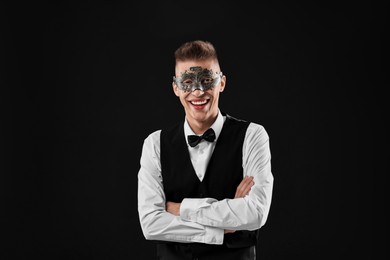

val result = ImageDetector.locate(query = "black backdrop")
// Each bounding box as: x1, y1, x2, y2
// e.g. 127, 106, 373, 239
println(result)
2, 1, 387, 259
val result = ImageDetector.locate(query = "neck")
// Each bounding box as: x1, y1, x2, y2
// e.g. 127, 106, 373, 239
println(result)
186, 112, 218, 135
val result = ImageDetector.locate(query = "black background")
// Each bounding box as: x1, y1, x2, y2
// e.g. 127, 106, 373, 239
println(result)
2, 1, 387, 259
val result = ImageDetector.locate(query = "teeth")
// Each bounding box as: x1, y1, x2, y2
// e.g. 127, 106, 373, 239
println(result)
191, 100, 207, 105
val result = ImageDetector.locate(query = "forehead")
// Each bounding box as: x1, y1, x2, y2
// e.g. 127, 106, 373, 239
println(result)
175, 59, 220, 76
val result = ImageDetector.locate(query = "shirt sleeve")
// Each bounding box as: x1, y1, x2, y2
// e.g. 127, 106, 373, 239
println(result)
180, 123, 274, 231
137, 130, 224, 244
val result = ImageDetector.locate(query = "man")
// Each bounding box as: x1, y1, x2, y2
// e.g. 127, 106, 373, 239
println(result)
137, 40, 274, 259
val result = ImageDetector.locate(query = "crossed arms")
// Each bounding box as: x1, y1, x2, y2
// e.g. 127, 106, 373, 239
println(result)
166, 176, 255, 234
137, 124, 273, 245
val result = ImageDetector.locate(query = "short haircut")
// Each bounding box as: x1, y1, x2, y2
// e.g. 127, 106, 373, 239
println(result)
174, 40, 219, 62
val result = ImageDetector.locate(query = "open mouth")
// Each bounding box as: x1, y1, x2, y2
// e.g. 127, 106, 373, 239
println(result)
189, 99, 210, 109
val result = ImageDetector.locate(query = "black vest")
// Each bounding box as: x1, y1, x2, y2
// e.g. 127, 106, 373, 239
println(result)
158, 113, 258, 260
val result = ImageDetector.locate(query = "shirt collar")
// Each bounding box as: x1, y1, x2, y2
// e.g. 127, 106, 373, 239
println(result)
184, 110, 224, 144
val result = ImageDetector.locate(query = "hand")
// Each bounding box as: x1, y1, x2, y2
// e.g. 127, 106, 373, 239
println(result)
166, 201, 181, 216
234, 176, 254, 198
225, 176, 255, 234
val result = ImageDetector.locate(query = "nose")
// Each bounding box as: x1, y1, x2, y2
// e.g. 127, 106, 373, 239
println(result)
191, 89, 205, 97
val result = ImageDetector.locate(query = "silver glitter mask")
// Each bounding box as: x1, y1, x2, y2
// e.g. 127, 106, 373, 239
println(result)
173, 66, 223, 92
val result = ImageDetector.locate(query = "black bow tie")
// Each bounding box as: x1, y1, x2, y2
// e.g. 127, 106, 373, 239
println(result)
187, 128, 216, 147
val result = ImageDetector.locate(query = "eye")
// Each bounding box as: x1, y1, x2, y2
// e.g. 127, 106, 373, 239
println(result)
182, 79, 193, 85
201, 77, 214, 84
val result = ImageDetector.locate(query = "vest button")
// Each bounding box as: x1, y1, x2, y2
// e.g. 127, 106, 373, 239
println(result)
199, 193, 203, 198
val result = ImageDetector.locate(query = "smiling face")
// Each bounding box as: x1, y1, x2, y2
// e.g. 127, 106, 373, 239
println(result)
173, 59, 226, 129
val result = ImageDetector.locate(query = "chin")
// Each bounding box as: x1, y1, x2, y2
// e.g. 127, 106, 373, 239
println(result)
193, 110, 213, 121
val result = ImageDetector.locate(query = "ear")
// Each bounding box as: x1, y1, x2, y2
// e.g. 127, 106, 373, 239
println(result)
219, 75, 226, 92
172, 82, 180, 97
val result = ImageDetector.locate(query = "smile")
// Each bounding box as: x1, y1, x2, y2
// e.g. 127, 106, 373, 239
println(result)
190, 100, 208, 105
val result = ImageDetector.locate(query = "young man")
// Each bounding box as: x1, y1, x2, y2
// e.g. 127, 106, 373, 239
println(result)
137, 40, 274, 260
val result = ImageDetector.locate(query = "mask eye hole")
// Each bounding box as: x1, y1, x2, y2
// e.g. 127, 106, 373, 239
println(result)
182, 79, 193, 85
201, 77, 213, 85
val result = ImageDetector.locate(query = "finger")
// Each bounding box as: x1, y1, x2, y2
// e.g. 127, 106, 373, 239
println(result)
240, 179, 254, 197
247, 181, 255, 193
235, 176, 251, 197
236, 176, 253, 197
239, 179, 254, 197
235, 176, 254, 198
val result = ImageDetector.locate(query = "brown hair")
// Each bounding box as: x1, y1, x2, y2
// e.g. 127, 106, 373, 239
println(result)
174, 40, 219, 62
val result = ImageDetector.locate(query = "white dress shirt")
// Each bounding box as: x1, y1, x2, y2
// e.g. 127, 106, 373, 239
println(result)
183, 109, 224, 181
137, 110, 274, 245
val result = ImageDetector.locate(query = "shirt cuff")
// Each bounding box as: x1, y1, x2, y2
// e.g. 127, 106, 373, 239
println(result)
204, 225, 224, 245
180, 198, 217, 223
180, 198, 224, 245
